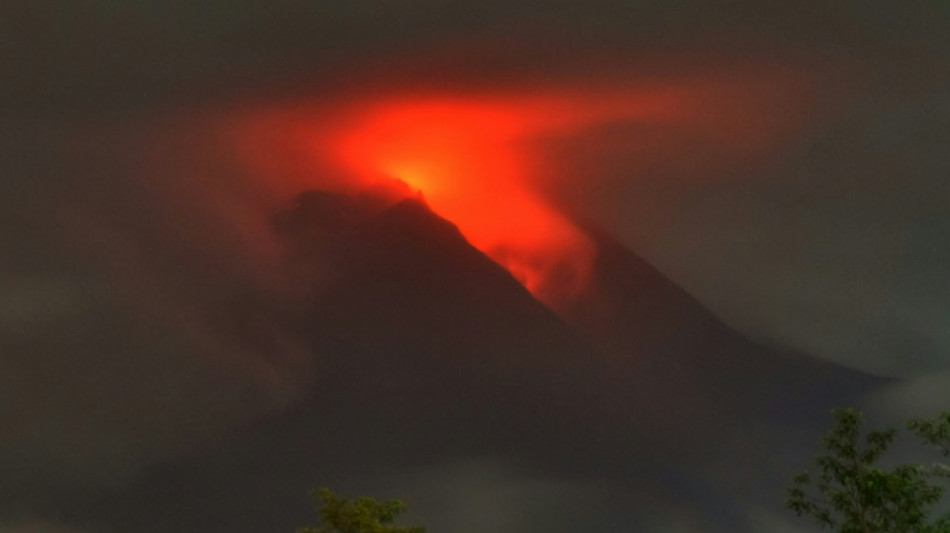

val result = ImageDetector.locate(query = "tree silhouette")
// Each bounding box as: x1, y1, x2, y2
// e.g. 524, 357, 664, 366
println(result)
298, 488, 425, 533
787, 408, 950, 533
910, 412, 950, 480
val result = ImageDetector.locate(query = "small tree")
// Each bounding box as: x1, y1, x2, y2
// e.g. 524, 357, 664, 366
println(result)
786, 408, 949, 533
299, 488, 425, 533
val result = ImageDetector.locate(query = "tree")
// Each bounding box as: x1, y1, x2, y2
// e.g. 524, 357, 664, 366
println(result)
910, 412, 950, 479
786, 408, 950, 533
298, 488, 425, 533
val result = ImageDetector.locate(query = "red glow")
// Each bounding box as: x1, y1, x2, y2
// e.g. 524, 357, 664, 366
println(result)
231, 70, 816, 307
333, 98, 608, 304
327, 91, 693, 304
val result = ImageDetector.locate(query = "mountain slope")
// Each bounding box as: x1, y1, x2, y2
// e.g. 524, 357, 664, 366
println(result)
62, 191, 883, 533
563, 224, 880, 424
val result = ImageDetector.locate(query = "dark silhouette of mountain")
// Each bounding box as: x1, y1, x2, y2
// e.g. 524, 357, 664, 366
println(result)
563, 224, 878, 431
66, 190, 884, 533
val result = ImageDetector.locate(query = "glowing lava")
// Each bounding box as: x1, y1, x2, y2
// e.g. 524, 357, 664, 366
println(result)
332, 97, 605, 305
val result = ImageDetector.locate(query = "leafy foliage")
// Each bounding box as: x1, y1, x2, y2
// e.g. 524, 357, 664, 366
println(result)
299, 488, 425, 533
910, 412, 950, 479
787, 408, 950, 533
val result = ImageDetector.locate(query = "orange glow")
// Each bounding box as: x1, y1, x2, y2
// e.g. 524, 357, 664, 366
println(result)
332, 97, 611, 305
231, 69, 816, 307
325, 90, 696, 304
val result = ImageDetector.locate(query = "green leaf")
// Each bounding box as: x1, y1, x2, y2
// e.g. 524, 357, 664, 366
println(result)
786, 407, 949, 533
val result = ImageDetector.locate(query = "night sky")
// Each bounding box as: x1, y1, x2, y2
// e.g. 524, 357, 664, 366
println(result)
2, 2, 948, 532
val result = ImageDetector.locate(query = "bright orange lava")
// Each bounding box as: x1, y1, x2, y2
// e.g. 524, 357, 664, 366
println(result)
332, 97, 607, 305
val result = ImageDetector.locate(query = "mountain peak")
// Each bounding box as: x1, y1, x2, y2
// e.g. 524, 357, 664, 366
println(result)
370, 196, 466, 248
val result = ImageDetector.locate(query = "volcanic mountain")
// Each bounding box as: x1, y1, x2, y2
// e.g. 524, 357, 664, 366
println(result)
65, 190, 883, 533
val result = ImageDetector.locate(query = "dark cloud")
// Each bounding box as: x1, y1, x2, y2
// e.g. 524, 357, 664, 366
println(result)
593, 65, 950, 381
8, 0, 944, 117
0, 118, 314, 517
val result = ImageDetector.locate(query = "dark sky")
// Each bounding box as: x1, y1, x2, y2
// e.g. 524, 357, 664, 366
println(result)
1, 2, 948, 532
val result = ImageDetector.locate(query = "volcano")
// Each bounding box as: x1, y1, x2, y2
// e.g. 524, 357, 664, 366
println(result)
63, 190, 883, 533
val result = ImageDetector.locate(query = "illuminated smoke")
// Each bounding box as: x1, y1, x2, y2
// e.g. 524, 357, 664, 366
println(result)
231, 70, 814, 308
